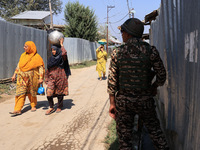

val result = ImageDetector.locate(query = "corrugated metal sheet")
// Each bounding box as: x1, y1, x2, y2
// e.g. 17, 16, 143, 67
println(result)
0, 20, 98, 79
11, 11, 50, 20
150, 0, 200, 149
63, 37, 98, 64
0, 20, 47, 79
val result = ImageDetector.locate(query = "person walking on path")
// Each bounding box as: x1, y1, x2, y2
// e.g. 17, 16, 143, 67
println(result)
108, 18, 169, 150
45, 38, 69, 115
10, 41, 45, 117
96, 45, 107, 81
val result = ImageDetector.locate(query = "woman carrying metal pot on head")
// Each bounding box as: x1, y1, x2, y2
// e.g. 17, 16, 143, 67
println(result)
45, 37, 70, 115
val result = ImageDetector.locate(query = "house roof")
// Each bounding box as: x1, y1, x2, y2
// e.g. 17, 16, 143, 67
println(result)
98, 31, 122, 44
109, 35, 121, 44
11, 11, 51, 20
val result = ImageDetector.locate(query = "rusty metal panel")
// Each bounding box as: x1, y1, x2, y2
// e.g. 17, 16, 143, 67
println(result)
0, 20, 47, 79
150, 0, 200, 149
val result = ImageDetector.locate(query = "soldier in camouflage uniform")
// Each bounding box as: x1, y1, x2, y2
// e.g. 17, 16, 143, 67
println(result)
107, 18, 169, 150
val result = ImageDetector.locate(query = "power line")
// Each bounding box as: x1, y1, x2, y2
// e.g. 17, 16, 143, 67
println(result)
109, 22, 120, 35
109, 13, 129, 24
98, 22, 107, 24
109, 23, 121, 42
103, 11, 125, 19
110, 24, 122, 42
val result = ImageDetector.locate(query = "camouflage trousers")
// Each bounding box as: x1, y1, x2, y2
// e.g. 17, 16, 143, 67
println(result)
115, 92, 169, 150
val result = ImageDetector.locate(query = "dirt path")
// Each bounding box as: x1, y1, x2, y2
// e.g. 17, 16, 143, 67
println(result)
0, 60, 112, 150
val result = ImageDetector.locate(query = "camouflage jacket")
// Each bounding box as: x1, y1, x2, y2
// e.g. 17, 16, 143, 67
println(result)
107, 37, 166, 95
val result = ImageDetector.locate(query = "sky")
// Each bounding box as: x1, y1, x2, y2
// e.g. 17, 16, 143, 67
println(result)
54, 0, 161, 42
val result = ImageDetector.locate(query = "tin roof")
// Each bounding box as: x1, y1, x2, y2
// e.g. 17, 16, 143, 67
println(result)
109, 35, 121, 44
11, 11, 51, 20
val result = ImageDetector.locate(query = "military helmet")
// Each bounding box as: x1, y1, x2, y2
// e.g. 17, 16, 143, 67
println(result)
121, 18, 144, 38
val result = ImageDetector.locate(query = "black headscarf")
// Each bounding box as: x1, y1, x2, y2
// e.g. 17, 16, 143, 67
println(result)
47, 45, 64, 69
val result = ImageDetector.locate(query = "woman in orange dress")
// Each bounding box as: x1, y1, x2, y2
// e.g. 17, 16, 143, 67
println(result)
10, 41, 45, 116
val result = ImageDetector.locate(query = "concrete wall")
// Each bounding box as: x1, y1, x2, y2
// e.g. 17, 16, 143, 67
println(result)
150, 0, 200, 149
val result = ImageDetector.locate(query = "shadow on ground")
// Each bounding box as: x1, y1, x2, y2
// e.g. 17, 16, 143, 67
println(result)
108, 139, 119, 150
22, 98, 75, 114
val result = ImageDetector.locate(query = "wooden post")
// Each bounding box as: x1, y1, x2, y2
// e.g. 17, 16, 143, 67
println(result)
49, 0, 53, 29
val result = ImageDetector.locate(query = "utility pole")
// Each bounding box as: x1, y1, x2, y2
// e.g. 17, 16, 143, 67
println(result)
49, 0, 53, 29
127, 0, 131, 18
106, 5, 115, 53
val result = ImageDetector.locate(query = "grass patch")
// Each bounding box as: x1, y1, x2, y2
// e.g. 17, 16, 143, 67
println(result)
0, 84, 10, 95
104, 120, 119, 150
70, 60, 97, 69
0, 83, 16, 96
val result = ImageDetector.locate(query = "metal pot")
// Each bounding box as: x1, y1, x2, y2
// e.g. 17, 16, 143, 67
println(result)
48, 30, 64, 45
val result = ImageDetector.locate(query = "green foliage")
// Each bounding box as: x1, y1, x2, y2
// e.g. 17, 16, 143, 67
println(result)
0, 0, 62, 21
70, 60, 96, 69
97, 25, 108, 41
64, 1, 98, 42
104, 120, 119, 150
0, 83, 16, 95
96, 25, 117, 45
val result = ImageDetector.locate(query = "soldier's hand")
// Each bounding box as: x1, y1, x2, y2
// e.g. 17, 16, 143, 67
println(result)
109, 104, 116, 120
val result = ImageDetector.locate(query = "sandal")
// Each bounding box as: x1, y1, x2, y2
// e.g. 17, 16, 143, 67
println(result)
9, 111, 21, 114
45, 108, 55, 115
10, 112, 22, 117
56, 108, 62, 113
31, 107, 36, 112
9, 112, 15, 114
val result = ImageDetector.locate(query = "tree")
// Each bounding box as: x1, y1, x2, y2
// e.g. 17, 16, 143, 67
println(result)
0, 0, 62, 21
97, 24, 112, 41
64, 1, 98, 42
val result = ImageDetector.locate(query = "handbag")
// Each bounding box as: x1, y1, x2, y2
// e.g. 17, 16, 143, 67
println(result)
37, 84, 45, 95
